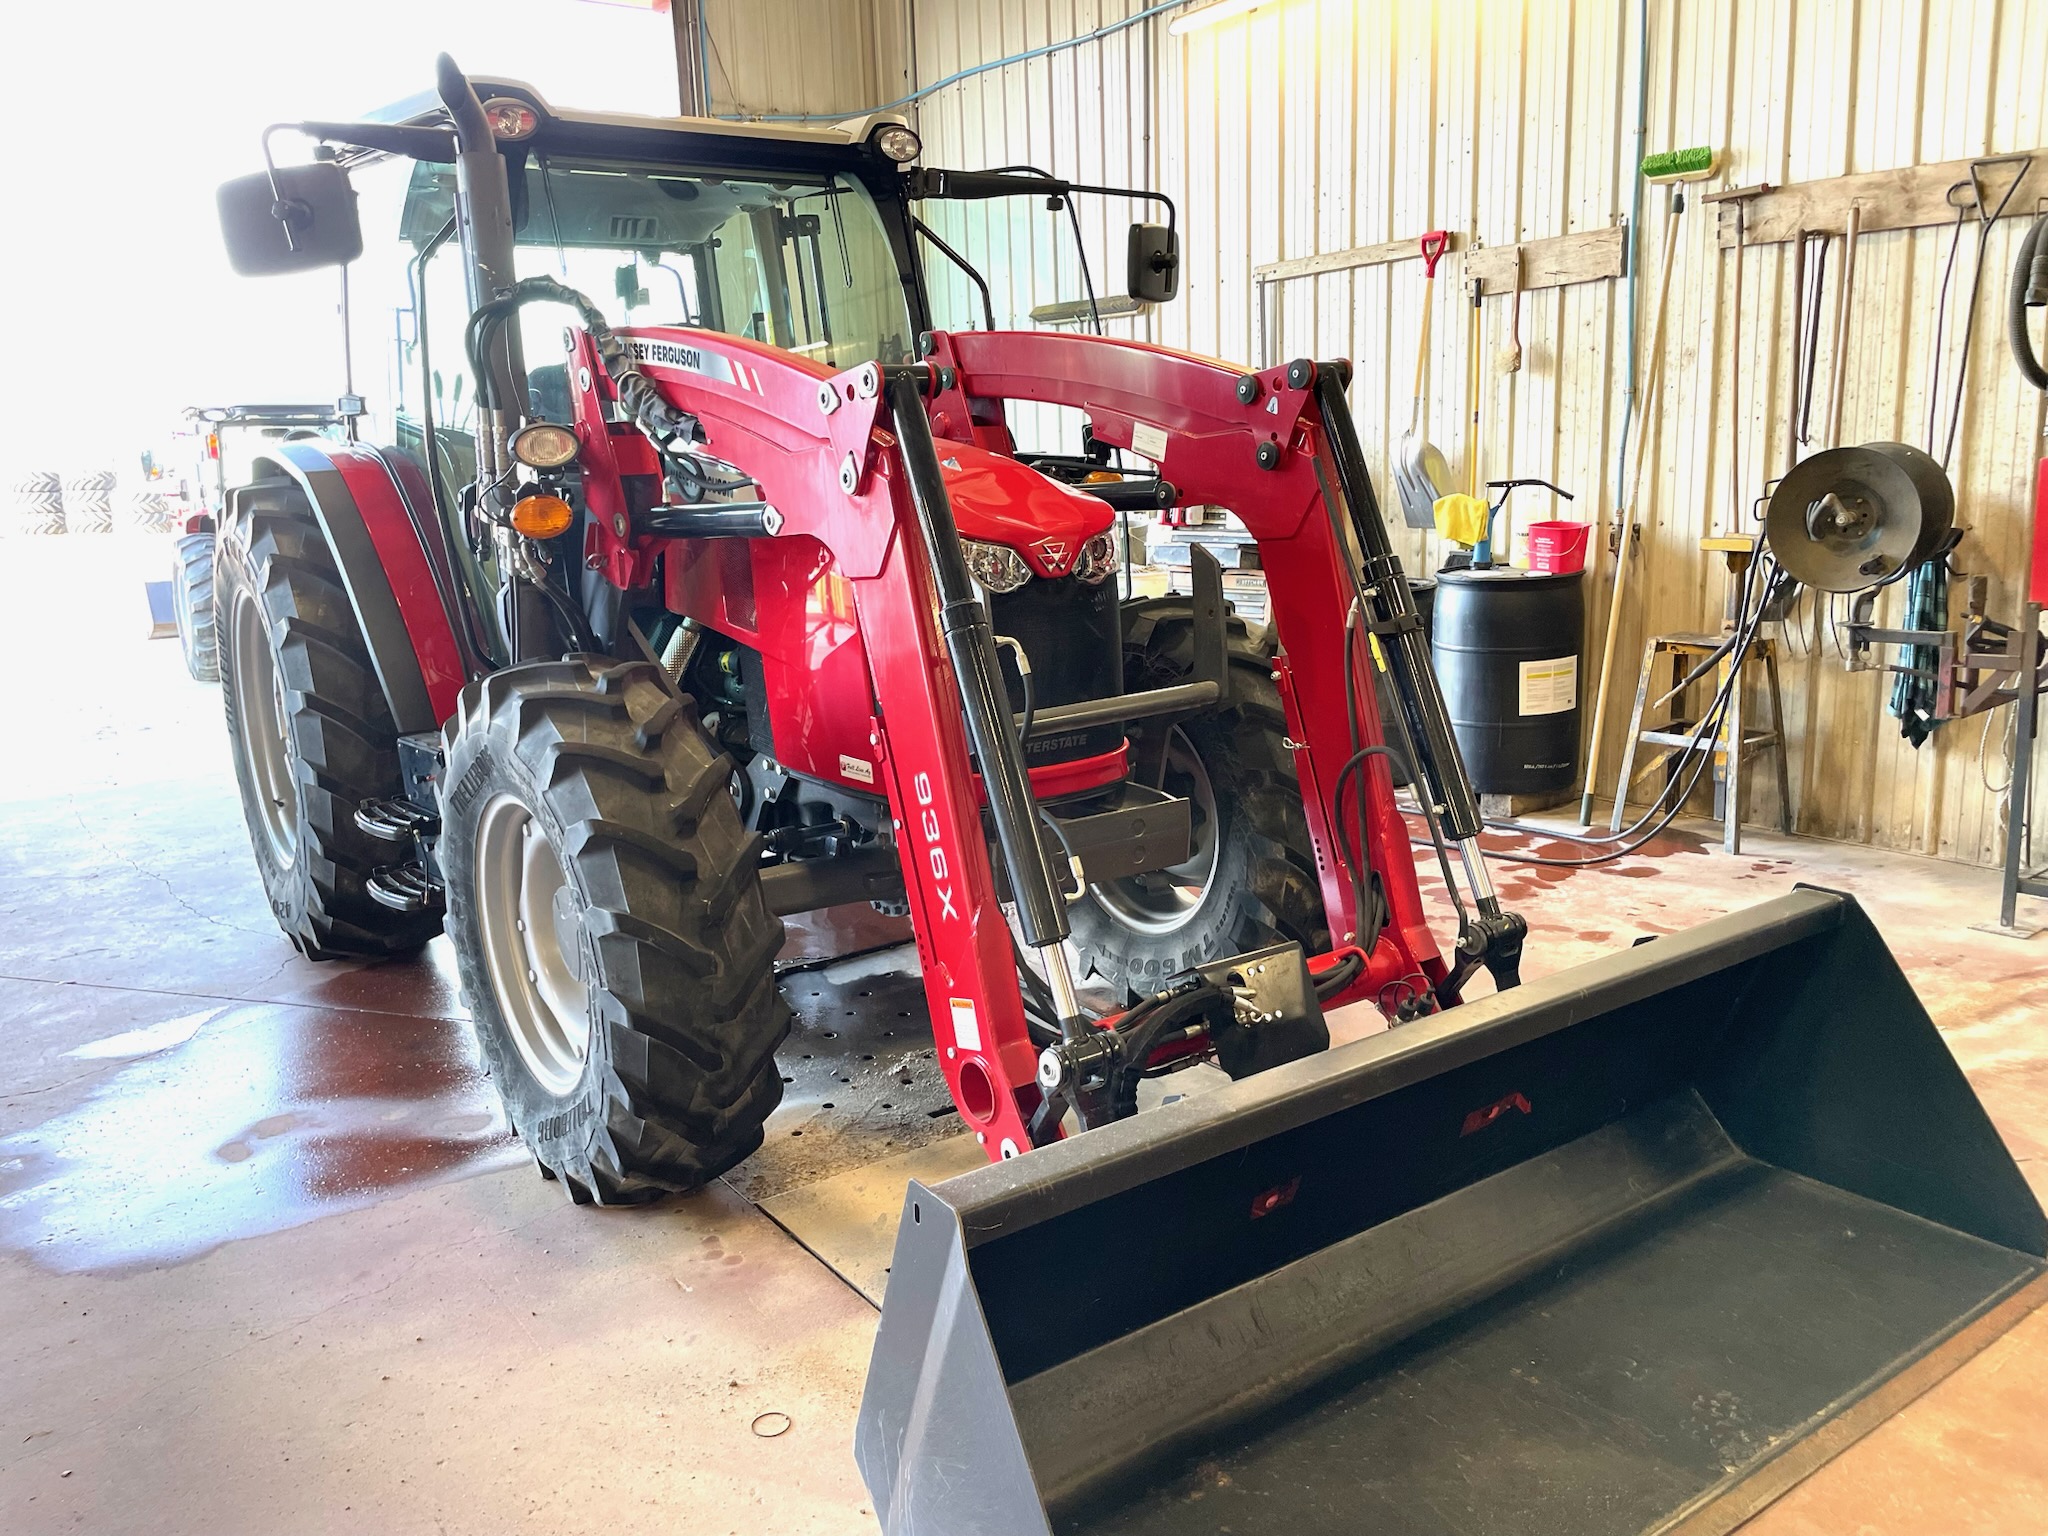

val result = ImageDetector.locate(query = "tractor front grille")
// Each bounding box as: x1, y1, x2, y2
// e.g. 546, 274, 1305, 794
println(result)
989, 575, 1123, 769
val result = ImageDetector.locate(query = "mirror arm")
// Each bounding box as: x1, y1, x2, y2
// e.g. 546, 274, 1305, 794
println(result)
258, 125, 309, 252
912, 215, 996, 331
296, 121, 458, 162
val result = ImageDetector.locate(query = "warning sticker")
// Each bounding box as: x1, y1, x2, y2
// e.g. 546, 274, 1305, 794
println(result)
837, 753, 875, 785
1130, 420, 1169, 461
949, 997, 982, 1053
1518, 656, 1578, 716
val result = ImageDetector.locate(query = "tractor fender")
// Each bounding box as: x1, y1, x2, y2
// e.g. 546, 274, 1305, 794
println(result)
242, 441, 468, 735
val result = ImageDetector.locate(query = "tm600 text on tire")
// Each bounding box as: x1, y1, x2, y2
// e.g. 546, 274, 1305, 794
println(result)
439, 657, 789, 1203
1067, 600, 1330, 999
217, 480, 441, 958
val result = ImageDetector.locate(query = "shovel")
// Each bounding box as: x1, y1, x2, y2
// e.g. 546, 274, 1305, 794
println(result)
1394, 229, 1454, 529
858, 889, 2048, 1536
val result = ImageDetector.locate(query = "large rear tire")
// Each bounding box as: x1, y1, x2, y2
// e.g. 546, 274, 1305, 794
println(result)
173, 532, 219, 683
439, 657, 790, 1203
217, 481, 441, 959
1067, 601, 1330, 999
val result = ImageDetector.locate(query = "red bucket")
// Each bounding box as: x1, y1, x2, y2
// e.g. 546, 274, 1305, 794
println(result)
1527, 520, 1590, 574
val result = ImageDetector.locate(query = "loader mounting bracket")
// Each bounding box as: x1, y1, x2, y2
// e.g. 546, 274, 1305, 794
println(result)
1029, 942, 1329, 1145
1443, 906, 1529, 999
1194, 942, 1328, 1079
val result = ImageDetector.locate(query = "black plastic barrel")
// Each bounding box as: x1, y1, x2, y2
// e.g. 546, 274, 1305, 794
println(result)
1432, 566, 1583, 795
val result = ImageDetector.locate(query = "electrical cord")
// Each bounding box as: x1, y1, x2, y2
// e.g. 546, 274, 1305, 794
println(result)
1469, 552, 1784, 867
988, 163, 1106, 336
995, 635, 1036, 745
1335, 604, 1395, 953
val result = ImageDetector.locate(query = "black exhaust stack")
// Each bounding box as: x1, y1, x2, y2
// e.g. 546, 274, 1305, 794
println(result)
856, 889, 2046, 1536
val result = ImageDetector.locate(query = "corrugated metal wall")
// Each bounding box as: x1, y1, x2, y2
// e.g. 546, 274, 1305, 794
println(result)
694, 0, 910, 119
892, 0, 2048, 867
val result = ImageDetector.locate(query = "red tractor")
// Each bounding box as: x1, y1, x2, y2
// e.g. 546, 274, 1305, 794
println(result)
211, 60, 2048, 1534
212, 57, 1527, 1198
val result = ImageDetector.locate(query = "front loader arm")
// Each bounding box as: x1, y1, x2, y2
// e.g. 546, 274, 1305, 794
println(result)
569, 330, 1066, 1156
921, 330, 1524, 1004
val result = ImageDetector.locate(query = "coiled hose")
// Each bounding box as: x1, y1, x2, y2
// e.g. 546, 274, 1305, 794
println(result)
465, 274, 702, 446
2013, 213, 2048, 391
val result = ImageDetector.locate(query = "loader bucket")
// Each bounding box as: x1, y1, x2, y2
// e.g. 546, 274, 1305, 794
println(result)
855, 889, 2047, 1536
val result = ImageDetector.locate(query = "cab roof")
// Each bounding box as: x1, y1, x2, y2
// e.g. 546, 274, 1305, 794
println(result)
368, 76, 909, 153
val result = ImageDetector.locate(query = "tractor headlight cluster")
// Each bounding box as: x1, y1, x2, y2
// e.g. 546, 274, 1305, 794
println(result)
873, 124, 922, 163
961, 537, 1033, 593
482, 98, 540, 141
1072, 530, 1119, 585
510, 421, 580, 470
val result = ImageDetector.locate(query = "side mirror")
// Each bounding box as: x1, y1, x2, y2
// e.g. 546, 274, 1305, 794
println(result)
1127, 222, 1179, 304
217, 163, 363, 276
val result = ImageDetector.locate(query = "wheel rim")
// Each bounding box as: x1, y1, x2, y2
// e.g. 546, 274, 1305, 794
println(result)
1090, 727, 1223, 937
473, 793, 591, 1096
231, 588, 299, 868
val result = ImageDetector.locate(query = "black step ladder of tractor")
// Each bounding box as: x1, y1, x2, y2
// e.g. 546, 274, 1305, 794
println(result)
354, 797, 446, 915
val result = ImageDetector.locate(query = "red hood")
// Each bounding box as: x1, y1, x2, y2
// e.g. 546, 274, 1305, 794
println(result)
935, 442, 1114, 579
617, 323, 1110, 579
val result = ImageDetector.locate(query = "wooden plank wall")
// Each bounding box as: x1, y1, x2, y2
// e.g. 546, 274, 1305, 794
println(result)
894, 0, 2048, 868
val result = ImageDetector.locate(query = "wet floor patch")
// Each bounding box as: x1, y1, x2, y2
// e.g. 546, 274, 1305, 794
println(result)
0, 1001, 521, 1273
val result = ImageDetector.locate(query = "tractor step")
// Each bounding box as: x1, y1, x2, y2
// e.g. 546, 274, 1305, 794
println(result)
367, 861, 444, 915
355, 795, 441, 842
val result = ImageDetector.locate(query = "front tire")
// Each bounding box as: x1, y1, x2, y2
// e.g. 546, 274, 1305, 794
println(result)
173, 532, 219, 683
217, 482, 441, 959
440, 657, 789, 1203
1068, 601, 1330, 998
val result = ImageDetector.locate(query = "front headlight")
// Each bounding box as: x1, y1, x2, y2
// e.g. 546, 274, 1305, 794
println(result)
1071, 529, 1119, 584
961, 537, 1033, 593
873, 124, 922, 163
481, 98, 540, 141
510, 421, 580, 470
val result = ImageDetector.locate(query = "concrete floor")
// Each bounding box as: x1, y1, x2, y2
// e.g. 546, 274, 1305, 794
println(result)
2, 536, 2045, 1533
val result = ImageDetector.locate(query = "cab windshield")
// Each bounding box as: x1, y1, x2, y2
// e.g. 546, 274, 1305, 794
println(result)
401, 156, 914, 373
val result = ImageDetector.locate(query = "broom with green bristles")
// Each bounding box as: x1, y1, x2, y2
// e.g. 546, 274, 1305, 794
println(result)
1579, 143, 1722, 827
1640, 145, 1720, 184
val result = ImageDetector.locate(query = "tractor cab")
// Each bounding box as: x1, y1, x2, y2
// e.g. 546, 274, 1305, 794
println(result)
276, 77, 1170, 693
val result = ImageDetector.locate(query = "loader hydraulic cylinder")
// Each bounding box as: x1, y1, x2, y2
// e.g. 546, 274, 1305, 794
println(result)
1307, 364, 1523, 989
1309, 366, 1482, 844
883, 369, 1081, 1022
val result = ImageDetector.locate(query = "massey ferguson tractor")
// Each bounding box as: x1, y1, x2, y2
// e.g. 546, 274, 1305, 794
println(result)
214, 59, 2045, 1535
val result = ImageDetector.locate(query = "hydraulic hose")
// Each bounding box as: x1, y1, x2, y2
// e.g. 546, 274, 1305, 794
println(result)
464, 274, 701, 446
2014, 214, 2048, 392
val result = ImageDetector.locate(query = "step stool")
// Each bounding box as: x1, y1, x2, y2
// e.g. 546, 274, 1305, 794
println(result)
1609, 631, 1791, 854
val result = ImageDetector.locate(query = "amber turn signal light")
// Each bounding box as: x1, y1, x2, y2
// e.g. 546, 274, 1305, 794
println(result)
511, 494, 575, 539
